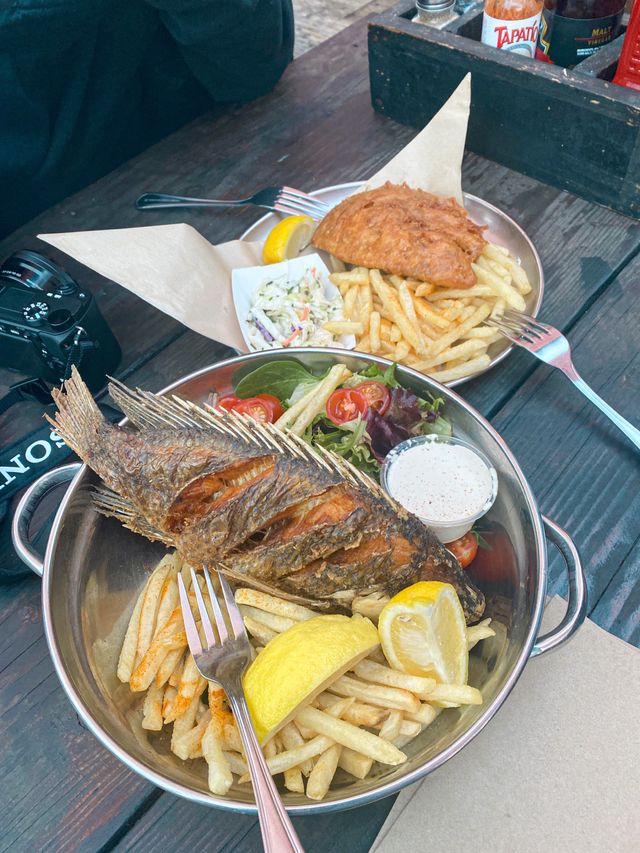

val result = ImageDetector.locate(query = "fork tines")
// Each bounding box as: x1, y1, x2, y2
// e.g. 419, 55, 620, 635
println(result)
274, 186, 330, 219
178, 567, 246, 659
487, 309, 548, 343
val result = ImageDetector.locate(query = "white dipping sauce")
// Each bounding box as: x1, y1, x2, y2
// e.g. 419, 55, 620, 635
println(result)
386, 441, 493, 523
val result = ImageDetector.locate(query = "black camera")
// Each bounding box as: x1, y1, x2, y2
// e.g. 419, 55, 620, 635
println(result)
0, 250, 121, 391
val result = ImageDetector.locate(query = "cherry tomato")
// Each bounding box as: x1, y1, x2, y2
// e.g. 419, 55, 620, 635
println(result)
446, 532, 479, 569
465, 526, 517, 587
232, 397, 273, 423
215, 394, 240, 412
326, 388, 369, 425
255, 393, 284, 421
355, 381, 391, 415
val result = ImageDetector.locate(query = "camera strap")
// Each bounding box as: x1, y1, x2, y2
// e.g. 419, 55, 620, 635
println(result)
63, 327, 96, 378
0, 398, 121, 581
0, 326, 97, 418
0, 400, 122, 504
0, 378, 53, 417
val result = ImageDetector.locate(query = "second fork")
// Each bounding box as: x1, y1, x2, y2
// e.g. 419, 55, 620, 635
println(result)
178, 567, 305, 853
135, 186, 329, 220
487, 310, 640, 451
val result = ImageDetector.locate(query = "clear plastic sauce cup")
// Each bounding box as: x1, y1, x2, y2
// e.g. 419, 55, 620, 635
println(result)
381, 435, 498, 544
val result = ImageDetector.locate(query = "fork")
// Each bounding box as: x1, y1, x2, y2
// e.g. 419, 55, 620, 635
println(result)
178, 567, 304, 853
487, 310, 640, 451
136, 186, 330, 220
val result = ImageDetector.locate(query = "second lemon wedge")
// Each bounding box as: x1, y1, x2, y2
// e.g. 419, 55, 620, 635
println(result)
378, 581, 468, 685
243, 614, 379, 742
262, 215, 315, 264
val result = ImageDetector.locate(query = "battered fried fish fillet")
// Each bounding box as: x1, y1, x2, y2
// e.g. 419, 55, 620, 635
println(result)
312, 182, 487, 289
47, 368, 485, 623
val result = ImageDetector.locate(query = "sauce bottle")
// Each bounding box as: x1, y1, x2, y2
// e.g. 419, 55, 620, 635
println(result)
482, 0, 544, 58
413, 0, 460, 28
536, 0, 626, 67
613, 0, 640, 90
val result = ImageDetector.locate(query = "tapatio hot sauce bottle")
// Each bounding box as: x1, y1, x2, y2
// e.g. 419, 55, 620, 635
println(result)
482, 0, 544, 58
536, 0, 625, 68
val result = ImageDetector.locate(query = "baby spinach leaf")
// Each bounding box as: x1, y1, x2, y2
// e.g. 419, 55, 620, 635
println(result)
233, 360, 320, 401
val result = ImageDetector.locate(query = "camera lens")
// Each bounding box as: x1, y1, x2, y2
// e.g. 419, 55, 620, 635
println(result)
48, 309, 73, 329
0, 251, 77, 294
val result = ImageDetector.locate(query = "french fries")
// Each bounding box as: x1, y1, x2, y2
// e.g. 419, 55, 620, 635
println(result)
322, 320, 364, 336
467, 618, 496, 650
295, 706, 407, 765
202, 720, 233, 795
234, 588, 316, 621
328, 674, 420, 713
238, 604, 296, 634
306, 743, 342, 800
352, 659, 436, 699
283, 363, 351, 436
117, 581, 147, 683
119, 554, 494, 802
141, 681, 164, 731
328, 242, 532, 383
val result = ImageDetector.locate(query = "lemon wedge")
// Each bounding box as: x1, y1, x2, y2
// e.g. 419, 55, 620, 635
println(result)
262, 215, 315, 264
243, 614, 378, 742
378, 582, 468, 686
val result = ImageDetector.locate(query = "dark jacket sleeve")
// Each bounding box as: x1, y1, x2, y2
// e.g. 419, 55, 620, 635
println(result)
143, 0, 294, 102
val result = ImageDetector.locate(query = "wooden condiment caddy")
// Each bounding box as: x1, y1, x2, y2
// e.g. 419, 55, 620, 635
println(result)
368, 2, 640, 218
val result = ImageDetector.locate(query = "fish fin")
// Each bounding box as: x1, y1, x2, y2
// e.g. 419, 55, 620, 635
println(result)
110, 377, 404, 514
93, 487, 174, 545
45, 366, 105, 458
108, 378, 203, 431
217, 563, 334, 611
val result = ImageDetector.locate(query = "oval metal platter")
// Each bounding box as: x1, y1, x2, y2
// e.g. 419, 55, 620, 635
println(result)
240, 182, 544, 387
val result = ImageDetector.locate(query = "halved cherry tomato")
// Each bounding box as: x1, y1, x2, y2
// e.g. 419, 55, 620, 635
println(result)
446, 531, 479, 569
255, 393, 284, 421
216, 394, 240, 412
356, 381, 391, 415
326, 388, 369, 425
232, 397, 273, 423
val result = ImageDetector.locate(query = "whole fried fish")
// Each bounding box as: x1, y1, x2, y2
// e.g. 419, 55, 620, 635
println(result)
48, 368, 485, 623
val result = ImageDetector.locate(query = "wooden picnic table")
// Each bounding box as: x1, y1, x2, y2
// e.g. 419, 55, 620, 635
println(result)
1, 14, 639, 853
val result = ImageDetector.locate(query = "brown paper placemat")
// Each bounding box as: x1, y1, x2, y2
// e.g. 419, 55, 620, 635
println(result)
372, 597, 640, 853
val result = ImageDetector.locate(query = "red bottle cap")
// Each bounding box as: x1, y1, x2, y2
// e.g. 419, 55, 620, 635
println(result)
613, 0, 640, 90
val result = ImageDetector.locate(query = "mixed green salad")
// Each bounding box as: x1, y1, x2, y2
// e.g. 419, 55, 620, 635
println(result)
213, 359, 452, 478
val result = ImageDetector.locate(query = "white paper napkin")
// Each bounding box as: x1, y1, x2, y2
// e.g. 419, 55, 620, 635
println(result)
362, 74, 470, 204
372, 597, 640, 853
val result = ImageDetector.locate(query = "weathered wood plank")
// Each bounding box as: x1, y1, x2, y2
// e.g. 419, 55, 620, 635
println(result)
0, 578, 155, 853
110, 794, 392, 853
590, 537, 640, 646
488, 253, 640, 635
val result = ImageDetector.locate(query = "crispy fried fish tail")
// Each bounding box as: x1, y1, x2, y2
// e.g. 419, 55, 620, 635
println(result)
93, 487, 174, 545
46, 365, 106, 457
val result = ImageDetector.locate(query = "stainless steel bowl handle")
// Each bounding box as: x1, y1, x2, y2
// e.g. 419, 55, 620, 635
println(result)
11, 463, 82, 577
531, 516, 588, 657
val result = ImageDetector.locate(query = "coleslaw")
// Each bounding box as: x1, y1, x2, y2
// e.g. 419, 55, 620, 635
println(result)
247, 265, 345, 350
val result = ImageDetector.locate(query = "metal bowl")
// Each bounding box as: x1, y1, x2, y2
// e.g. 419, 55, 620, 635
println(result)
241, 183, 544, 387
12, 349, 584, 815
